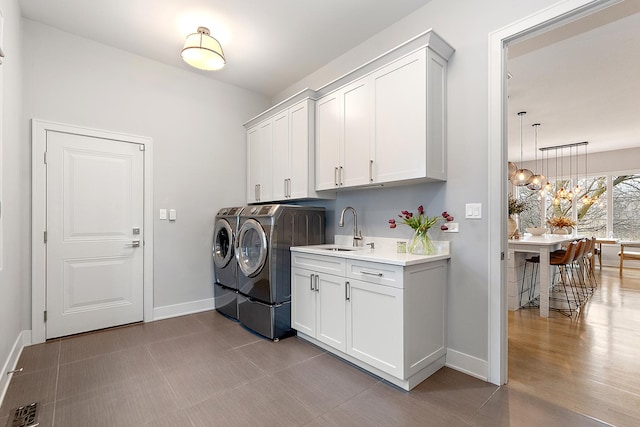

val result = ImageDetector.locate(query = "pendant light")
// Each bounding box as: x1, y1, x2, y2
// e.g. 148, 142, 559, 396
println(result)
566, 146, 575, 200
526, 123, 545, 191
510, 111, 533, 186
508, 161, 518, 180
181, 27, 226, 71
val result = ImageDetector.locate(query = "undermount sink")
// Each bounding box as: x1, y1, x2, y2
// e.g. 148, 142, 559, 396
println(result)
319, 246, 359, 252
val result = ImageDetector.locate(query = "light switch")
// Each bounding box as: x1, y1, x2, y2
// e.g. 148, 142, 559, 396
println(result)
169, 209, 177, 221
159, 209, 167, 220
465, 203, 482, 219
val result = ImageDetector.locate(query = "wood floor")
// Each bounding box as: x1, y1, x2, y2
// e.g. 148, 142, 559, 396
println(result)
508, 266, 640, 426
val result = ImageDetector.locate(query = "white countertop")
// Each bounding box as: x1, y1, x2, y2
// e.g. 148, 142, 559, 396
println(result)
291, 236, 450, 266
507, 234, 582, 247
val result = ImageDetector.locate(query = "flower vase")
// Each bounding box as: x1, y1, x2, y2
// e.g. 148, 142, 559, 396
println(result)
408, 229, 435, 255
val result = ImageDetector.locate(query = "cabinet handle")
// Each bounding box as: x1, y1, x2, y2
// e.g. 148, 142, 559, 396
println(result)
310, 274, 314, 291
360, 270, 383, 277
287, 178, 291, 197
339, 166, 344, 186
369, 159, 374, 183
345, 281, 350, 301
334, 167, 339, 187
315, 274, 319, 292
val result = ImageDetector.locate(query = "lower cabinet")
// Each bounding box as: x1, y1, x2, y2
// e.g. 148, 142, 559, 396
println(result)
291, 251, 448, 390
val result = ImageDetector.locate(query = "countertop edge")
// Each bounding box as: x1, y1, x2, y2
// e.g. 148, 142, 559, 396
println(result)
290, 245, 451, 266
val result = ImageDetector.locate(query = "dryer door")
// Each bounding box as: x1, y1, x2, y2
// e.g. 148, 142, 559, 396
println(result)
236, 219, 268, 277
213, 218, 234, 268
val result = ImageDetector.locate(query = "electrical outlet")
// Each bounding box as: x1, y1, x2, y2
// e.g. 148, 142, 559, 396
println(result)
444, 222, 459, 233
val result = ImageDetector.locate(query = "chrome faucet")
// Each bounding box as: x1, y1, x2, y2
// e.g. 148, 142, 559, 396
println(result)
339, 206, 363, 247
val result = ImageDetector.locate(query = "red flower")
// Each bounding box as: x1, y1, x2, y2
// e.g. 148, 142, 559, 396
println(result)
417, 205, 424, 215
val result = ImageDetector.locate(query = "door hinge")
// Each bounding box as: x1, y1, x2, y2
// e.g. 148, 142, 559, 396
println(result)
501, 252, 505, 261
44, 231, 47, 243
44, 310, 47, 322
44, 151, 47, 164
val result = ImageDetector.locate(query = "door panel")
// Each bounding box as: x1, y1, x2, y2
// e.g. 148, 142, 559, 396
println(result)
46, 131, 144, 338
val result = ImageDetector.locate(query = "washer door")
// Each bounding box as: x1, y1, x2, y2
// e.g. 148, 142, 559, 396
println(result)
213, 219, 234, 269
236, 219, 268, 278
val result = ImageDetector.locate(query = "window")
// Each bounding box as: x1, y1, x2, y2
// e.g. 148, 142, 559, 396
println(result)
576, 176, 607, 238
535, 173, 640, 240
612, 175, 640, 240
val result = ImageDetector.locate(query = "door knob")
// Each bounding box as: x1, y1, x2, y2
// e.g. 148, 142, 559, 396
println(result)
125, 240, 140, 248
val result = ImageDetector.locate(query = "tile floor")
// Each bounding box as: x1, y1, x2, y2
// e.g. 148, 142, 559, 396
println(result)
1, 310, 609, 426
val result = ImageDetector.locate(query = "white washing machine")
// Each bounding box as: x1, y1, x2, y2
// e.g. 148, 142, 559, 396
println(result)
235, 204, 325, 340
212, 206, 245, 319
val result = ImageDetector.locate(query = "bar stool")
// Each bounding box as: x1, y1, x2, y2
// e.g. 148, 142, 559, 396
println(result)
549, 241, 579, 316
520, 254, 540, 308
570, 239, 590, 304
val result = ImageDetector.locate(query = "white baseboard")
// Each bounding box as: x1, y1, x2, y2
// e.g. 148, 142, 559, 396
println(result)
0, 330, 31, 407
445, 348, 488, 381
152, 298, 215, 321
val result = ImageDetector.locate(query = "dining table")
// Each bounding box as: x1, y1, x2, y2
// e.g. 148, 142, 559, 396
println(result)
508, 234, 581, 317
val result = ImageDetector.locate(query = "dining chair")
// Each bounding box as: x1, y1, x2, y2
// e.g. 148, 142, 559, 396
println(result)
619, 241, 640, 276
549, 241, 579, 316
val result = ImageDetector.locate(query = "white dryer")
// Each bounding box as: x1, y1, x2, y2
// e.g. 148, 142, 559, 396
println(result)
212, 206, 245, 319
235, 204, 325, 339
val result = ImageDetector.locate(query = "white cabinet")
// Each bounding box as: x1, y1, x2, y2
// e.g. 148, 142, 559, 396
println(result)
246, 95, 325, 204
371, 48, 448, 183
291, 251, 448, 390
315, 78, 371, 190
247, 120, 273, 203
291, 254, 346, 351
315, 40, 451, 191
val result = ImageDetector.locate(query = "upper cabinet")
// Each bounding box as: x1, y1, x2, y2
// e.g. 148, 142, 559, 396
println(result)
316, 79, 371, 190
315, 31, 453, 190
245, 31, 453, 199
245, 92, 325, 204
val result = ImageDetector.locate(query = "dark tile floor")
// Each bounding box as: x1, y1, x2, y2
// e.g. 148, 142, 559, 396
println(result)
0, 310, 608, 426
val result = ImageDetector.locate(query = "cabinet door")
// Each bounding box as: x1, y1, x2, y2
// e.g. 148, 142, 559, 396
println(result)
247, 125, 261, 202
315, 93, 341, 190
291, 267, 317, 337
347, 279, 403, 377
288, 101, 310, 199
316, 273, 347, 352
341, 80, 371, 187
271, 111, 290, 201
247, 120, 273, 203
371, 49, 426, 184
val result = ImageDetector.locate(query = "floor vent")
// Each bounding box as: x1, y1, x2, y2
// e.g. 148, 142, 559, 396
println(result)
7, 402, 39, 427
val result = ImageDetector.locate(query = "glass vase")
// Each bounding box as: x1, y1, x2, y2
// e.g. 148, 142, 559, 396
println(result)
408, 229, 436, 255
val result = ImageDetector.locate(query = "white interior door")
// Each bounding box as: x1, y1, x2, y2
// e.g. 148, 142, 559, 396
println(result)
45, 130, 144, 339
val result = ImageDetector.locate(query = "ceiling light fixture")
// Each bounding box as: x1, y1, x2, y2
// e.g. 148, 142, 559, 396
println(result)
181, 26, 226, 71
509, 111, 533, 186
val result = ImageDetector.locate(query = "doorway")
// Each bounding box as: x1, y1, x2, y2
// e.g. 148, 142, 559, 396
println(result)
31, 120, 154, 343
488, 0, 622, 385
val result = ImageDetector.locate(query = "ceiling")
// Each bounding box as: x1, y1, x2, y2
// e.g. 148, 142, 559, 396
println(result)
507, 0, 640, 161
18, 1, 640, 160
18, 0, 433, 97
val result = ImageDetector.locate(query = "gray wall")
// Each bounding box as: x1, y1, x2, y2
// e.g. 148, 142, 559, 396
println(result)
275, 0, 560, 373
20, 21, 269, 314
0, 0, 25, 379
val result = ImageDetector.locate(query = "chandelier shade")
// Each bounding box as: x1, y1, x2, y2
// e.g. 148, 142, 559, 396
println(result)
181, 27, 226, 71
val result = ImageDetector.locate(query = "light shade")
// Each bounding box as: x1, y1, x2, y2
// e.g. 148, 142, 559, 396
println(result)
510, 168, 533, 186
181, 27, 226, 71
